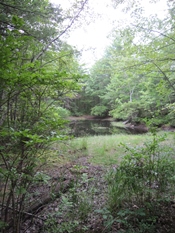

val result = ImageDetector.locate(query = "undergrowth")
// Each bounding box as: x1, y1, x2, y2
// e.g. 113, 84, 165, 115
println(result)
30, 131, 175, 233
103, 131, 175, 232
43, 172, 94, 233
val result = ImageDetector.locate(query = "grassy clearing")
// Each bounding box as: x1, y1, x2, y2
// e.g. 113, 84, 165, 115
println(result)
41, 131, 175, 233
87, 131, 175, 165
49, 131, 175, 166
87, 134, 150, 165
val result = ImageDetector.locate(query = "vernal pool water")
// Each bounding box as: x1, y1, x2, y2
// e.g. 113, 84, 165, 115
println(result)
68, 119, 147, 137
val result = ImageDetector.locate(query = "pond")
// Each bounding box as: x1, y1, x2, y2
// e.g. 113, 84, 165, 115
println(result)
68, 119, 147, 137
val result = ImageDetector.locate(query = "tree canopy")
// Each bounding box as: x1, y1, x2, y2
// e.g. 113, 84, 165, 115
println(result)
75, 0, 175, 126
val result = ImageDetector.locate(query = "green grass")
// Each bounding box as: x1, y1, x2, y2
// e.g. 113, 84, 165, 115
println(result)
49, 131, 175, 166
86, 133, 152, 165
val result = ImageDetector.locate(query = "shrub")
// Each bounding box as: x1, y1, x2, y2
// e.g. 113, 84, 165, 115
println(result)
91, 105, 108, 117
106, 132, 175, 231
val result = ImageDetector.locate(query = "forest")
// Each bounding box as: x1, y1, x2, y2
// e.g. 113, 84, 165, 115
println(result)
0, 0, 175, 232
70, 1, 175, 127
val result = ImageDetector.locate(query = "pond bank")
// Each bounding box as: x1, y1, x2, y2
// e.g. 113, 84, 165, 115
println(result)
68, 115, 114, 121
68, 115, 175, 133
68, 116, 148, 136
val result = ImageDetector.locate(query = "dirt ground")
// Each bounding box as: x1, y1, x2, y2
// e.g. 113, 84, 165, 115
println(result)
22, 156, 111, 233
21, 153, 175, 233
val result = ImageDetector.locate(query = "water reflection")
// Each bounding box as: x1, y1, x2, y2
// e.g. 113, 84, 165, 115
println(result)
69, 119, 144, 137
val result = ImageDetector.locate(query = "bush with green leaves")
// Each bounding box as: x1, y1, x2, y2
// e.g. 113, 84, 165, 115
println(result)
0, 112, 67, 232
0, 0, 84, 230
109, 101, 146, 122
91, 105, 108, 117
106, 132, 175, 232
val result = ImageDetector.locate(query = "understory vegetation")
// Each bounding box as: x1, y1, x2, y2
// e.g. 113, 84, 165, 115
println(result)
38, 132, 175, 232
4, 131, 174, 233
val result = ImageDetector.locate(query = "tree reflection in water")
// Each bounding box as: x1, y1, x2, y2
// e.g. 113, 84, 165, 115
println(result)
69, 120, 147, 137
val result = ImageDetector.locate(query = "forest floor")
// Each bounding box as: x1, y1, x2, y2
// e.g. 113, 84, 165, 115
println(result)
23, 153, 175, 233
23, 156, 112, 233
21, 130, 175, 233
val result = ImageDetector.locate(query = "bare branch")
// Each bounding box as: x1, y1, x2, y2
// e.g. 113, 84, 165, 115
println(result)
151, 60, 175, 92
32, 0, 88, 62
131, 23, 175, 43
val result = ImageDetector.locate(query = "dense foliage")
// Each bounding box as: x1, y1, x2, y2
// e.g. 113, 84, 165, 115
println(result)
73, 0, 175, 126
0, 0, 87, 232
106, 132, 175, 232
